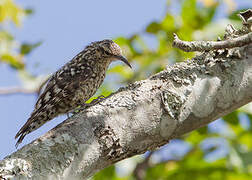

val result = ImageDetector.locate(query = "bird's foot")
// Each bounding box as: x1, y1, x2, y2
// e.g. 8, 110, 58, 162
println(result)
89, 95, 106, 106
69, 95, 106, 115
69, 103, 88, 115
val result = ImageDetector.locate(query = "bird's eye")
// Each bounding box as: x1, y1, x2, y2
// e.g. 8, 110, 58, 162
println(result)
104, 50, 110, 55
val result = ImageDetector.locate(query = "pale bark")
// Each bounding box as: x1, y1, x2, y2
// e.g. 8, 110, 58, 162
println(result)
1, 29, 252, 180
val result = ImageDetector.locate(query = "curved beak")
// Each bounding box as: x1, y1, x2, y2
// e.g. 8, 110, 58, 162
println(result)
115, 55, 132, 69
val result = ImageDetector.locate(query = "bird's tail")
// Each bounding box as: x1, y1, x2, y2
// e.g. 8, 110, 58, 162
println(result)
15, 131, 28, 148
15, 112, 45, 148
15, 109, 59, 148
15, 116, 34, 148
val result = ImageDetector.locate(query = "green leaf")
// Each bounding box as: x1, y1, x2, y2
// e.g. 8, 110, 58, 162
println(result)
240, 151, 252, 168
92, 165, 118, 180
108, 65, 133, 79
161, 14, 175, 32
0, 31, 14, 41
228, 9, 248, 21
145, 163, 167, 180
157, 31, 169, 54
20, 41, 42, 55
181, 0, 197, 27
0, 53, 24, 69
197, 126, 208, 134
24, 8, 34, 15
114, 37, 129, 46
185, 131, 207, 145
146, 22, 162, 34
0, 0, 26, 26
223, 111, 239, 125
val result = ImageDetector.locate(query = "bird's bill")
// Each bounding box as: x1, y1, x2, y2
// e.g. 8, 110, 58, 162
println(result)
116, 55, 132, 68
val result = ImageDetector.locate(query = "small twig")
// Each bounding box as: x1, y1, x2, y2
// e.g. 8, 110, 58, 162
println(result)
0, 77, 49, 96
0, 87, 39, 95
172, 32, 252, 52
133, 151, 153, 180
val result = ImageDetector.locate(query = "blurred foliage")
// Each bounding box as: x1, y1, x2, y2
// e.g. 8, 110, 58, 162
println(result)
0, 0, 44, 91
113, 0, 219, 83
1, 0, 252, 179
93, 0, 252, 179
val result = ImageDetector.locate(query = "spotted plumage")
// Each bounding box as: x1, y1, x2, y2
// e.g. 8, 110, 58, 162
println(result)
15, 39, 131, 147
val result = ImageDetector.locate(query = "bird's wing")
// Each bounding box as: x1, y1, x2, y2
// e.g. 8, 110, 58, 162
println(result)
15, 59, 93, 142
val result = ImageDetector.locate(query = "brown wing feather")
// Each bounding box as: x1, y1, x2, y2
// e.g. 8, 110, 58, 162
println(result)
15, 60, 92, 147
15, 74, 68, 139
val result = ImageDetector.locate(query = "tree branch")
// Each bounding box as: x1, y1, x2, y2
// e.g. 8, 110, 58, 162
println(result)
0, 41, 251, 179
173, 9, 252, 52
1, 14, 252, 179
172, 32, 252, 52
0, 76, 49, 96
0, 87, 38, 95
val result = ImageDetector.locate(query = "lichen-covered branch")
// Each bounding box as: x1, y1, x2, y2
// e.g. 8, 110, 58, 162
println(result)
173, 9, 252, 52
0, 41, 251, 179
172, 32, 252, 52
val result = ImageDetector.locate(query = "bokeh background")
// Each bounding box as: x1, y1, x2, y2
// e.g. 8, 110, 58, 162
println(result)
0, 0, 252, 179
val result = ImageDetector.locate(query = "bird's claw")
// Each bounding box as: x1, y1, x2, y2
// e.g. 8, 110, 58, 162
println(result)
68, 95, 106, 115
89, 95, 105, 105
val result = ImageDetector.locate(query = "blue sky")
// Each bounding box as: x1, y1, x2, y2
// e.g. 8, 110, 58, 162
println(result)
0, 0, 251, 159
0, 0, 167, 158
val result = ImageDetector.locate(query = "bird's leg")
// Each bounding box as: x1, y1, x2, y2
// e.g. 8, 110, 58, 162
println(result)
69, 103, 88, 114
89, 95, 105, 106
70, 95, 106, 114
81, 95, 106, 108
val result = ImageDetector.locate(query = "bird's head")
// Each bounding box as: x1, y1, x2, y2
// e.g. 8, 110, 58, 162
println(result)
91, 39, 131, 68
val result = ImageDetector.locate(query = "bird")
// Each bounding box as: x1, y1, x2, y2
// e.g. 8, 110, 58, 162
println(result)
15, 39, 131, 148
